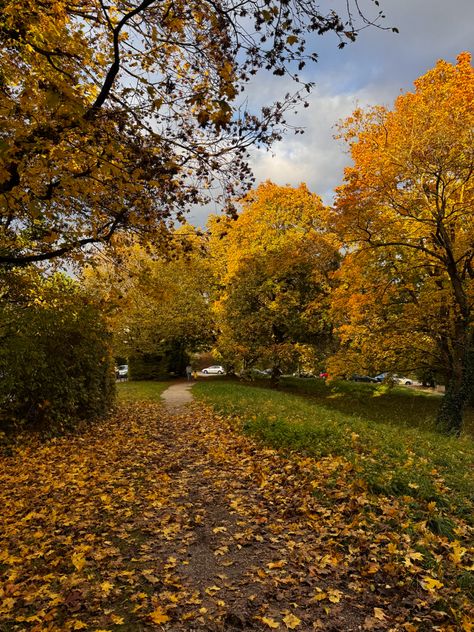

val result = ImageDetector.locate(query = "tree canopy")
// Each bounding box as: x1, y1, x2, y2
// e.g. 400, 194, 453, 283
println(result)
83, 226, 213, 365
0, 0, 386, 267
331, 52, 474, 433
209, 181, 338, 377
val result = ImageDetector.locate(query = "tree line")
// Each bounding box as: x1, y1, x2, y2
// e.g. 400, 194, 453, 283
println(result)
86, 54, 472, 434
0, 0, 471, 435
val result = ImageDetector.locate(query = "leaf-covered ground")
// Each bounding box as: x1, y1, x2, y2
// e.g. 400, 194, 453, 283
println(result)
0, 401, 472, 631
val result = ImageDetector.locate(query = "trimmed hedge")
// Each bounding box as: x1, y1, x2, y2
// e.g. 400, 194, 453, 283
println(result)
0, 271, 115, 434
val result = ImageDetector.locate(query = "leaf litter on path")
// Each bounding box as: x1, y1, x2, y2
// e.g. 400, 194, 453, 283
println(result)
0, 401, 472, 631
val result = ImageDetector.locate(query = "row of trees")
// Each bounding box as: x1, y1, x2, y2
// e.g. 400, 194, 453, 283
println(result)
86, 54, 473, 434
0, 0, 471, 436
0, 0, 386, 431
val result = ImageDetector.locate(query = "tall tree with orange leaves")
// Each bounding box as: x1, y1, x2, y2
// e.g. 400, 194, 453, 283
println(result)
332, 53, 473, 434
209, 182, 339, 379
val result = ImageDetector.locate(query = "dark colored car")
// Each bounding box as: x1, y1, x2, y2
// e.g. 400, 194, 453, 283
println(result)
351, 374, 377, 383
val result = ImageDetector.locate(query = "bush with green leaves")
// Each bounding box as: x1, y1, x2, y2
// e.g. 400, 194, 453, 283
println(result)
0, 270, 115, 433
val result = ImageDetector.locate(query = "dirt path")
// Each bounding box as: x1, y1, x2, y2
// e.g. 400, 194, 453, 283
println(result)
161, 381, 195, 411
114, 403, 420, 631
135, 403, 355, 631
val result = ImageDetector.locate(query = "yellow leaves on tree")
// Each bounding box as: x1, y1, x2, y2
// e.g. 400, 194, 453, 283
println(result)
208, 181, 339, 375
83, 227, 214, 360
0, 1, 374, 267
330, 53, 474, 434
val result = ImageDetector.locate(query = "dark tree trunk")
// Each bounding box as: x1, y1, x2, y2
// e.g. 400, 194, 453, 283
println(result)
436, 342, 473, 436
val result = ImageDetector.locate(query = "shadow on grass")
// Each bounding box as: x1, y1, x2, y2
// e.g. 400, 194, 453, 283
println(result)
271, 376, 474, 438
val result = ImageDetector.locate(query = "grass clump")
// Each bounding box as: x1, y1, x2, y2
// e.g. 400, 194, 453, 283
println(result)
116, 380, 169, 403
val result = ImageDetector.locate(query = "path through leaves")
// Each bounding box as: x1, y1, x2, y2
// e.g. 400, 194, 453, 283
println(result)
0, 402, 472, 631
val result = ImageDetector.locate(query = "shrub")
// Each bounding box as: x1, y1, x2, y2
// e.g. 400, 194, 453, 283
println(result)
0, 270, 115, 433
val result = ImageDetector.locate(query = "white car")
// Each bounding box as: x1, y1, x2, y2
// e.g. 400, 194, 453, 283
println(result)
394, 376, 413, 385
201, 365, 225, 375
116, 364, 128, 379
374, 373, 413, 385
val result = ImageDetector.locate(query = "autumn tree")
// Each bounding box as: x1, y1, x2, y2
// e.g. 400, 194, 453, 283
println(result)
84, 226, 214, 376
0, 0, 390, 267
209, 182, 338, 379
331, 53, 474, 434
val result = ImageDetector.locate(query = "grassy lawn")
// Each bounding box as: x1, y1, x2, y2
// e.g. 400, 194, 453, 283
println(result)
116, 379, 170, 403
193, 379, 474, 526
280, 376, 474, 436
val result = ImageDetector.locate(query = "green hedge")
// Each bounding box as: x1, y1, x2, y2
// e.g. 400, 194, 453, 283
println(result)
0, 271, 115, 434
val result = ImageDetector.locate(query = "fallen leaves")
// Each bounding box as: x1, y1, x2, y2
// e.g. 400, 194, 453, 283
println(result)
282, 612, 302, 628
261, 616, 280, 628
0, 400, 472, 631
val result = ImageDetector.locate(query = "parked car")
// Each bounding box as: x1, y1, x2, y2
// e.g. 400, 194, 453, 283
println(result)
319, 371, 328, 379
351, 374, 377, 383
116, 364, 128, 379
293, 371, 315, 378
252, 368, 272, 376
201, 365, 225, 375
394, 376, 413, 386
373, 372, 413, 385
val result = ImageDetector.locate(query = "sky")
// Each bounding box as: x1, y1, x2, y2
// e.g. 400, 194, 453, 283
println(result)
187, 0, 473, 226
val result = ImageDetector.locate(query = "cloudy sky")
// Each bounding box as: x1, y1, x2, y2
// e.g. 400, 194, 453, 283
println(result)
188, 0, 473, 226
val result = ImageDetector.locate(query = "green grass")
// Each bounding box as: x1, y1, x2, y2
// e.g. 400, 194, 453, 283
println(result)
280, 376, 474, 436
193, 379, 474, 522
116, 380, 169, 403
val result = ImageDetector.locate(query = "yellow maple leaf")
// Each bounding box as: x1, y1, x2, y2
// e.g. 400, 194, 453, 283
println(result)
71, 552, 86, 572
328, 588, 342, 603
462, 616, 473, 631
149, 607, 170, 624
312, 592, 327, 602
373, 607, 386, 620
0, 597, 15, 612
100, 581, 113, 596
111, 614, 124, 624
267, 560, 286, 569
283, 613, 301, 629
449, 540, 466, 565
421, 576, 443, 592
261, 616, 280, 628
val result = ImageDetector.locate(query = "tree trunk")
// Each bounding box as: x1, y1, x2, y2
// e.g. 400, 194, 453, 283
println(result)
436, 343, 473, 435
